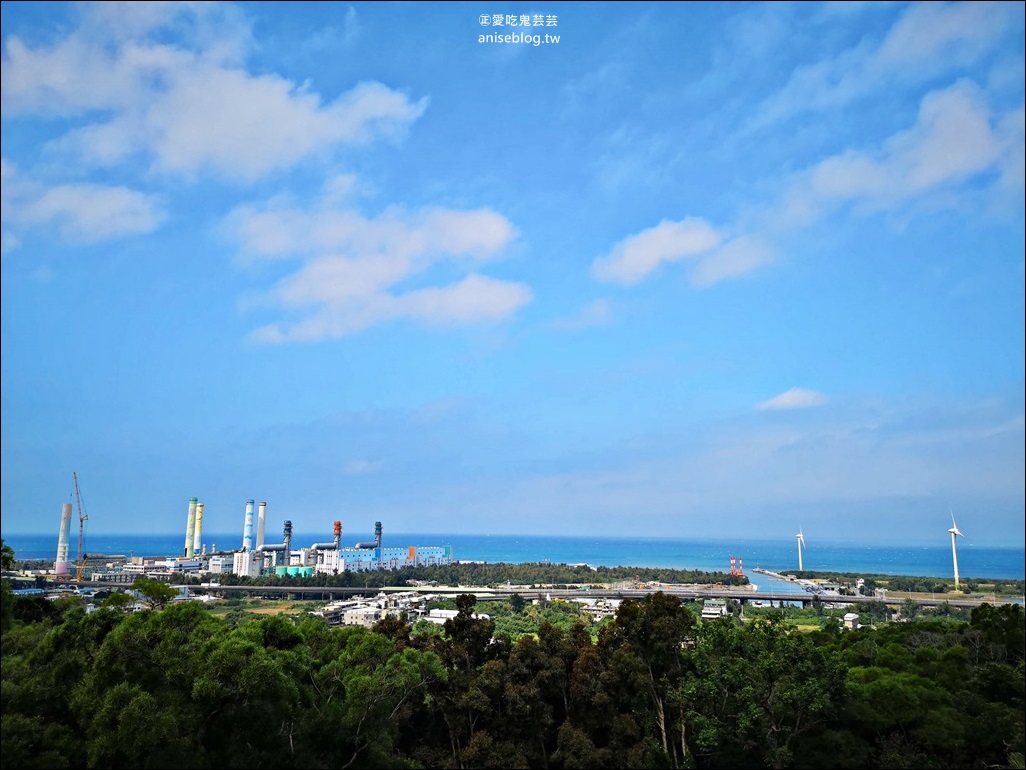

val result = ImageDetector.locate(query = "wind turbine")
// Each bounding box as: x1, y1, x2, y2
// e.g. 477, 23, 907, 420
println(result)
796, 529, 805, 572
948, 512, 963, 590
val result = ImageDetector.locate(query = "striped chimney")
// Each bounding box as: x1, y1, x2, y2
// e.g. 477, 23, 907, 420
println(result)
242, 499, 255, 551
55, 502, 73, 576
184, 497, 198, 557
192, 502, 204, 556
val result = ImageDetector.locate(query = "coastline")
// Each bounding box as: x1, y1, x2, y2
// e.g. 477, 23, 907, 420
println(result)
4, 532, 1024, 582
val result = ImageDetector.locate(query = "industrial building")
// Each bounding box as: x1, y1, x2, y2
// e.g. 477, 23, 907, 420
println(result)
62, 497, 455, 583
227, 507, 455, 578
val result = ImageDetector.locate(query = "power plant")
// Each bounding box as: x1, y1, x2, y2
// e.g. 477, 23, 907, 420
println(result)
56, 494, 454, 583
224, 506, 453, 578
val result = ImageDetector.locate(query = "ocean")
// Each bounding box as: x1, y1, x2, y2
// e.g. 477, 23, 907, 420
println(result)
3, 531, 1023, 581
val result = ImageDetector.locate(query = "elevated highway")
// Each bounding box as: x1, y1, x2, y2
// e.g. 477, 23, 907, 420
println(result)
72, 580, 1015, 611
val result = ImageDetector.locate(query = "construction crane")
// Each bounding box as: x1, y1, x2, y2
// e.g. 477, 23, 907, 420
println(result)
73, 471, 88, 582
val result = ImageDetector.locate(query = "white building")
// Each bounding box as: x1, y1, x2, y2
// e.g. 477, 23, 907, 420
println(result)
419, 608, 491, 625
344, 606, 383, 628
205, 555, 233, 575
232, 550, 262, 578
701, 599, 729, 619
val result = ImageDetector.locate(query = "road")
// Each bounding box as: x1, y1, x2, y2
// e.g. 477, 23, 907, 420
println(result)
73, 580, 1015, 610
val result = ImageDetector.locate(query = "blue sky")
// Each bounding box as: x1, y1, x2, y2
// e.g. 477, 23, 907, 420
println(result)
1, 1, 1023, 547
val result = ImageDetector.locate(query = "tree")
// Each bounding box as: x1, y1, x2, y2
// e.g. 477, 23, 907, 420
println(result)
430, 594, 504, 767
676, 618, 846, 769
1, 579, 13, 635
599, 592, 696, 767
130, 577, 180, 610
0, 541, 18, 636
303, 625, 446, 768
971, 603, 1025, 664
902, 597, 921, 621
102, 591, 134, 610
1, 539, 15, 571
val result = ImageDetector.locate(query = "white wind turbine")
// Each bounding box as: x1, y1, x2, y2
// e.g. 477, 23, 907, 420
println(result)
948, 512, 963, 590
796, 528, 805, 572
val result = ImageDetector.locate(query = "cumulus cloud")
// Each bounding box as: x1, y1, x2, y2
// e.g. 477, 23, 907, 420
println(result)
229, 203, 516, 263
806, 79, 1021, 210
231, 193, 531, 343
765, 78, 1023, 232
0, 159, 164, 244
0, 4, 427, 180
690, 236, 775, 288
248, 272, 533, 344
591, 218, 776, 288
400, 273, 533, 325
591, 217, 722, 285
597, 77, 1022, 293
752, 0, 1021, 127
756, 388, 829, 411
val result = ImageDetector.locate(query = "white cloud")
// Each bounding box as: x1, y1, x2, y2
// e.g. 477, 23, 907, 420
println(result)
591, 217, 722, 285
342, 5, 361, 45
230, 203, 515, 263
322, 173, 359, 206
807, 80, 1018, 209
873, 1, 1018, 71
1, 36, 145, 116
1, 5, 427, 180
548, 299, 613, 331
233, 193, 530, 343
756, 388, 829, 411
344, 459, 382, 475
752, 0, 1021, 127
691, 236, 774, 287
0, 159, 164, 243
144, 76, 426, 179
248, 273, 532, 344
1, 232, 21, 256
402, 273, 533, 326
995, 105, 1025, 191
591, 221, 775, 289
21, 184, 162, 241
599, 78, 1021, 293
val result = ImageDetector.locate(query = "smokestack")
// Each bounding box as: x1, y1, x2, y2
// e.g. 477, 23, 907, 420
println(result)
242, 500, 255, 551
354, 521, 383, 550
284, 520, 293, 556
184, 497, 198, 557
55, 502, 73, 576
308, 521, 342, 553
256, 501, 267, 549
192, 503, 204, 556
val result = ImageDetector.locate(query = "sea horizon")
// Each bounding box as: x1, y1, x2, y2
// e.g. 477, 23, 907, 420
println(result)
4, 531, 1024, 581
